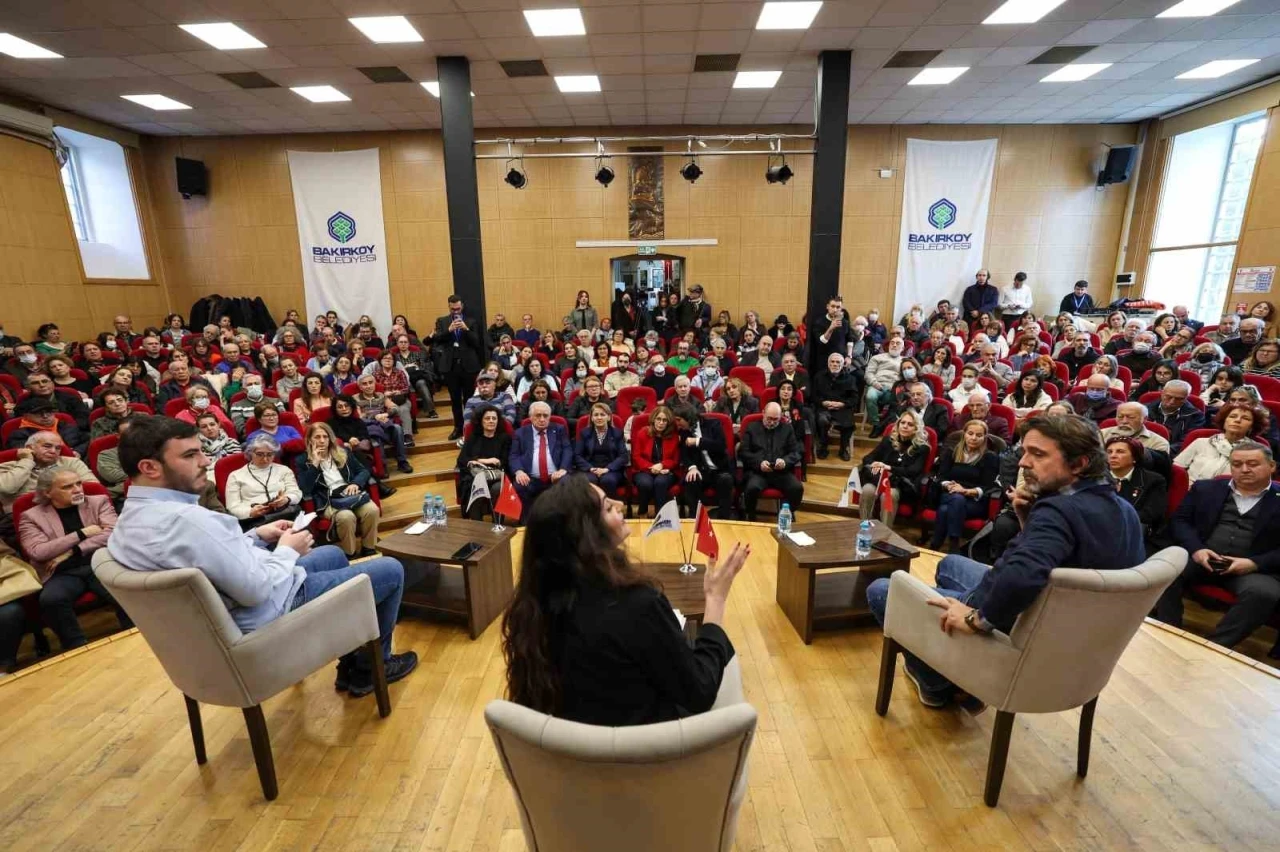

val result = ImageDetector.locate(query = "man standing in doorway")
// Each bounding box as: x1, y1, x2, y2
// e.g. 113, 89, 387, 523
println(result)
432, 295, 484, 441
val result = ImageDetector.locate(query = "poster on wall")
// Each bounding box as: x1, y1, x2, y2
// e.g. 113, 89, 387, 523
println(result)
893, 138, 998, 316
628, 147, 664, 241
287, 148, 393, 333
1233, 265, 1275, 294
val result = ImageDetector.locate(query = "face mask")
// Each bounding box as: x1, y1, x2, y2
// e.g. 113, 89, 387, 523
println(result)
1086, 389, 1107, 402
18, 354, 35, 365
962, 378, 976, 390
654, 364, 665, 375
1196, 352, 1214, 363
106, 340, 117, 350
246, 385, 263, 400
193, 397, 210, 410
576, 368, 588, 378
868, 314, 879, 322
703, 367, 717, 378
902, 368, 917, 380
1133, 343, 1151, 354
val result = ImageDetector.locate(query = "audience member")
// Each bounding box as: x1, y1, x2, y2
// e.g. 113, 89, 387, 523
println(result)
629, 403, 679, 518
225, 434, 302, 526
196, 412, 241, 472
956, 392, 1011, 442
863, 338, 905, 434
292, 373, 333, 427
568, 290, 600, 334
811, 353, 857, 460
1203, 366, 1244, 412
0, 432, 96, 520
947, 365, 981, 413
94, 416, 133, 501
245, 403, 302, 450
1205, 314, 1240, 346
297, 422, 381, 558
511, 401, 572, 521
889, 381, 950, 442
566, 374, 610, 427
1057, 331, 1099, 380
1145, 379, 1205, 452
1104, 435, 1167, 553
1102, 402, 1172, 474
604, 351, 640, 397
17, 372, 88, 432
670, 402, 734, 521
103, 364, 152, 406
571, 402, 626, 500
860, 410, 929, 527
998, 272, 1033, 330
4, 342, 41, 386
1185, 342, 1226, 390
1172, 305, 1203, 334
928, 419, 999, 552
6, 397, 85, 457
433, 295, 485, 441
1104, 319, 1143, 356
156, 359, 212, 408
19, 468, 127, 650
641, 359, 677, 398
457, 405, 512, 520
712, 377, 759, 435
1067, 374, 1120, 424
690, 354, 724, 400
175, 385, 236, 438
518, 380, 564, 424
1223, 318, 1264, 365
227, 373, 278, 435
962, 269, 998, 322
1250, 301, 1277, 336
464, 371, 517, 428
739, 402, 804, 522
1175, 402, 1268, 483
354, 374, 411, 451
109, 417, 416, 695
1241, 338, 1280, 378
1003, 371, 1052, 420
1157, 440, 1280, 652
1160, 325, 1198, 359
974, 344, 1014, 392
45, 355, 94, 398
1059, 279, 1095, 315
1130, 358, 1180, 400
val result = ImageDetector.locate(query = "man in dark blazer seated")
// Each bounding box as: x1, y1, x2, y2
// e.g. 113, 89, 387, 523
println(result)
670, 403, 734, 520
738, 402, 803, 522
511, 401, 573, 522
1156, 439, 1280, 652
432, 294, 485, 440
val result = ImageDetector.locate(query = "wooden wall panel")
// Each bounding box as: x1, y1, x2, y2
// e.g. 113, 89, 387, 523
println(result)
0, 135, 169, 343
1231, 107, 1280, 316
141, 122, 1139, 334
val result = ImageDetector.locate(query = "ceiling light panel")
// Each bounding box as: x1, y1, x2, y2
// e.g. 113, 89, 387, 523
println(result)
178, 22, 265, 50
291, 85, 350, 103
555, 74, 601, 92
348, 16, 423, 43
420, 82, 474, 97
756, 2, 823, 30
1041, 63, 1111, 82
0, 34, 61, 58
524, 9, 587, 37
733, 70, 782, 88
1158, 0, 1242, 18
1176, 58, 1259, 78
908, 67, 969, 85
122, 94, 191, 110
983, 0, 1070, 25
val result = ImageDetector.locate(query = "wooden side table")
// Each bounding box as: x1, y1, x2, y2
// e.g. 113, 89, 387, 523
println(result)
378, 518, 517, 639
774, 520, 919, 644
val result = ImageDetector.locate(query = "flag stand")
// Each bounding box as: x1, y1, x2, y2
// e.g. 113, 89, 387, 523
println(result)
492, 511, 505, 534
678, 504, 698, 574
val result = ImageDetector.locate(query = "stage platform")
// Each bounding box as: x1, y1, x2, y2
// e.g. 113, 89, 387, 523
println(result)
0, 521, 1277, 852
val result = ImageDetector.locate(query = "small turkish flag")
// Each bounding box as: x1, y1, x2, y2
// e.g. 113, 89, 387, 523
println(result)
877, 469, 895, 518
494, 475, 523, 520
694, 502, 719, 561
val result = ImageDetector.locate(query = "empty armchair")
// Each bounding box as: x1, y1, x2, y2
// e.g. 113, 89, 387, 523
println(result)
485, 691, 756, 852
873, 547, 1186, 806
91, 549, 392, 801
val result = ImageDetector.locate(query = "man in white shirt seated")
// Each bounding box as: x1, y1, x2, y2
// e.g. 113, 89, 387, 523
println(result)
107, 416, 417, 697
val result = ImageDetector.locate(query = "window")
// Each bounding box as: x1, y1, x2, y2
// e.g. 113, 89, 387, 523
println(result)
1145, 113, 1267, 321
52, 126, 150, 280
59, 147, 90, 242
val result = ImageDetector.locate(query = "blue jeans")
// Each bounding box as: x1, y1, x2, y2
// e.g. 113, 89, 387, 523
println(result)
930, 492, 985, 548
290, 545, 404, 660
866, 554, 990, 698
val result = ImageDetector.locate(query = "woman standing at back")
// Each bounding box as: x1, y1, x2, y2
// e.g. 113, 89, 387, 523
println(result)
502, 475, 749, 725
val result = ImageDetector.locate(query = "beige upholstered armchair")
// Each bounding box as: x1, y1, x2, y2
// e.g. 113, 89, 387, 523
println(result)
484, 658, 756, 852
92, 549, 391, 801
875, 547, 1186, 806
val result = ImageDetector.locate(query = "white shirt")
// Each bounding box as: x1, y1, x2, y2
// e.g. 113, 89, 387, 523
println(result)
999, 284, 1034, 313
1230, 480, 1267, 515
319, 458, 345, 492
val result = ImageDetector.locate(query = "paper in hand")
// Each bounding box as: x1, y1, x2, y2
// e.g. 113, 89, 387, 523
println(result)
291, 512, 316, 531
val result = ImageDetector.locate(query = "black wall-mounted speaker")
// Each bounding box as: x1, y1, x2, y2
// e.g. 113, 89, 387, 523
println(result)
1097, 146, 1136, 187
176, 157, 207, 198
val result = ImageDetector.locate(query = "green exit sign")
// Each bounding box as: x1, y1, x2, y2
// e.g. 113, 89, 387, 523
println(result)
637, 245, 657, 255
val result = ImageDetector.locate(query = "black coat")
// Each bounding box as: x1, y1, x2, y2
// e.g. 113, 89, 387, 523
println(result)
769, 368, 810, 399
739, 420, 801, 471
678, 416, 730, 472
1171, 479, 1280, 574
860, 437, 928, 503
811, 370, 857, 428
432, 313, 485, 374
574, 426, 628, 473
1109, 467, 1168, 543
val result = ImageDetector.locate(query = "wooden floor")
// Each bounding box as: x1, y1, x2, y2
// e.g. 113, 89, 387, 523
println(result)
3, 523, 1280, 852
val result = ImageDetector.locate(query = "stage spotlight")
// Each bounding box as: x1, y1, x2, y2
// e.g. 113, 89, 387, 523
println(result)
680, 160, 702, 183
504, 165, 527, 189
765, 162, 793, 184
595, 165, 615, 186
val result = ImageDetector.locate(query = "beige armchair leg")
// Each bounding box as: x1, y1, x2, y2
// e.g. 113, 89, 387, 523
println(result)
242, 705, 278, 801
984, 711, 1015, 807
183, 695, 206, 765
875, 637, 900, 717
1078, 697, 1097, 778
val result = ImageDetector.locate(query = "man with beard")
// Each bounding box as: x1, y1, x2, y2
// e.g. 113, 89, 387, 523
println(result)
865, 414, 1145, 709
1101, 401, 1171, 477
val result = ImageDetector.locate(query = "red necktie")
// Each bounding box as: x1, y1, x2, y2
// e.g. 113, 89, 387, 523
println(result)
538, 430, 550, 482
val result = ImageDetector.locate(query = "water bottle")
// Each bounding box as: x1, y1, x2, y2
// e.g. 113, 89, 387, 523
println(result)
436, 495, 448, 527
856, 520, 873, 558
422, 493, 434, 525
777, 503, 792, 536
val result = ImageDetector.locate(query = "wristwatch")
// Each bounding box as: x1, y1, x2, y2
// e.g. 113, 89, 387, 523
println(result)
964, 610, 992, 634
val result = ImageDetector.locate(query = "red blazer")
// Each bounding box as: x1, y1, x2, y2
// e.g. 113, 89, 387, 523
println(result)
631, 428, 680, 473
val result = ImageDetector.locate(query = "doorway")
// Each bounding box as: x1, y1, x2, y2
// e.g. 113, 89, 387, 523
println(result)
610, 254, 685, 311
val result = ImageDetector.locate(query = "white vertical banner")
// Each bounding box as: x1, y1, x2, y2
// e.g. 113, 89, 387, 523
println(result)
894, 138, 998, 315
287, 149, 393, 332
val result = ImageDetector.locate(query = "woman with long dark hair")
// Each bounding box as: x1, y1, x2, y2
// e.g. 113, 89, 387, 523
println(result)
501, 475, 749, 724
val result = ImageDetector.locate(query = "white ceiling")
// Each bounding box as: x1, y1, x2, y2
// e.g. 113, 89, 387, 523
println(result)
0, 0, 1277, 134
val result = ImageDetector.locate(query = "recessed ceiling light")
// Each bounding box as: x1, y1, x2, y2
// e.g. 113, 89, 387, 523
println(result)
524, 9, 587, 37
555, 74, 601, 93
178, 22, 265, 50
756, 2, 823, 30
1177, 58, 1260, 79
908, 67, 969, 85
121, 94, 191, 111
1158, 0, 1242, 18
348, 16, 423, 43
983, 0, 1069, 25
291, 85, 350, 103
1041, 63, 1111, 82
733, 70, 782, 88
420, 82, 474, 97
0, 34, 61, 59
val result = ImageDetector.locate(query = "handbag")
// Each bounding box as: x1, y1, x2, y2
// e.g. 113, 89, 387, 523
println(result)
328, 488, 372, 511
0, 553, 41, 606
